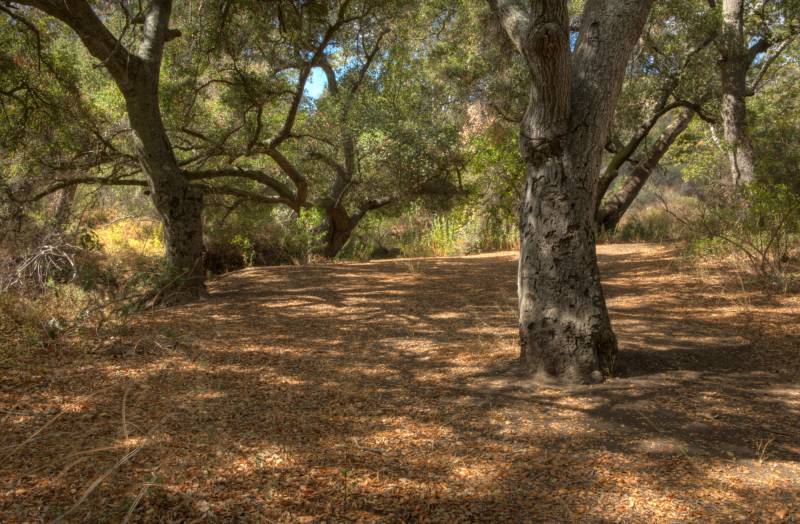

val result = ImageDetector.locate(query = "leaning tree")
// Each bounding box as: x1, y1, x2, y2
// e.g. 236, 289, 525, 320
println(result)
1, 0, 216, 296
488, 0, 654, 383
596, 0, 719, 232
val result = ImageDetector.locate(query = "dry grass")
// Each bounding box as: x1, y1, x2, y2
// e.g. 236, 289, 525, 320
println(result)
1, 244, 798, 522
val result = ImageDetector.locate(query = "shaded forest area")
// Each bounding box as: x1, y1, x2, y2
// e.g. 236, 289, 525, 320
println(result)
1, 0, 799, 522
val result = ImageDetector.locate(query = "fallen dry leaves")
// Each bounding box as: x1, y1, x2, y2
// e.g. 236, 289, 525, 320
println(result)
1, 244, 798, 522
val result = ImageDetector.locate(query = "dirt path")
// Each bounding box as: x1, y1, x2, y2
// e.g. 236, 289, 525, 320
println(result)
1, 244, 799, 522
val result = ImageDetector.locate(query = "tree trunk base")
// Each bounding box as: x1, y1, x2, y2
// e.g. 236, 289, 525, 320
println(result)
517, 161, 618, 386
519, 325, 616, 385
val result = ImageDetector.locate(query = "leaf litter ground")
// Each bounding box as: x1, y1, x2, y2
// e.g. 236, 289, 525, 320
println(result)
1, 244, 798, 522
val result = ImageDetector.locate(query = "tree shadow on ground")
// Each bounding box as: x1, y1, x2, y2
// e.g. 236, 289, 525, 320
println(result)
1, 244, 798, 522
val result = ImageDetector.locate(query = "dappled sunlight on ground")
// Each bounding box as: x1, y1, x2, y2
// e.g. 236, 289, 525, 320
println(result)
1, 244, 798, 522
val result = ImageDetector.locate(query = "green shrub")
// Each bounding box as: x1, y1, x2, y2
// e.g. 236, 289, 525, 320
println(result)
231, 234, 256, 267
680, 183, 800, 285
608, 189, 697, 243
616, 208, 678, 242
357, 203, 518, 259
205, 206, 325, 272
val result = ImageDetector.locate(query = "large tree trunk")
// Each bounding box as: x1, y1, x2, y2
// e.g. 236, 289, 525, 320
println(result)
719, 0, 755, 186
518, 157, 617, 383
491, 0, 653, 383
597, 109, 694, 232
124, 68, 207, 296
151, 181, 205, 293
18, 0, 208, 297
320, 198, 390, 258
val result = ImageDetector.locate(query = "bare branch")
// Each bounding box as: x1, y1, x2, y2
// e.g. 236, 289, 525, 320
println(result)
14, 177, 148, 203
264, 148, 308, 206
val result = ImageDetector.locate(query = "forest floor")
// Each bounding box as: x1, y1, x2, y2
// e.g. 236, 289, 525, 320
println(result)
1, 243, 799, 523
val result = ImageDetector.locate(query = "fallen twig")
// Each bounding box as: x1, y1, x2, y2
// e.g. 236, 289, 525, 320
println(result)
0, 409, 65, 456
52, 415, 170, 523
122, 469, 160, 524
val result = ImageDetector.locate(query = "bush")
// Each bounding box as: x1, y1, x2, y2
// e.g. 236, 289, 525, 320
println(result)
677, 183, 800, 286
372, 203, 517, 258
616, 207, 681, 242
606, 187, 696, 243
95, 219, 164, 260
231, 234, 256, 267
0, 282, 92, 357
205, 207, 323, 273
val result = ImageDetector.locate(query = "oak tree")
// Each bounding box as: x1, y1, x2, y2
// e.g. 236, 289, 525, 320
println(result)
489, 0, 654, 383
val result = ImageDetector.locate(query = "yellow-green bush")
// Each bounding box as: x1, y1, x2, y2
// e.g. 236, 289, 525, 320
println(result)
95, 219, 164, 260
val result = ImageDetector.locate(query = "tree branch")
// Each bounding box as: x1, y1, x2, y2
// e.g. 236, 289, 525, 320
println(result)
598, 101, 685, 199
747, 37, 772, 65
264, 148, 308, 207
674, 100, 716, 123
198, 185, 292, 208
185, 168, 297, 203
137, 0, 173, 67
749, 37, 794, 93
351, 196, 392, 226
597, 109, 694, 228
264, 1, 355, 150
13, 176, 147, 203
8, 0, 138, 88
318, 59, 339, 96
487, 0, 531, 54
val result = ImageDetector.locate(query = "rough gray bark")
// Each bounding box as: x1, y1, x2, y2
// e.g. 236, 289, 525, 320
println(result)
719, 0, 756, 186
597, 109, 694, 232
124, 70, 206, 294
490, 0, 653, 383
